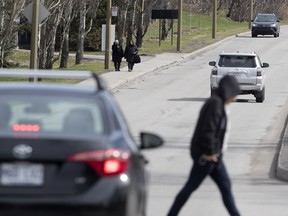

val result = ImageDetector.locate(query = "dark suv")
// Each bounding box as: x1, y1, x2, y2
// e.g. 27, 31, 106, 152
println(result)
252, 13, 280, 38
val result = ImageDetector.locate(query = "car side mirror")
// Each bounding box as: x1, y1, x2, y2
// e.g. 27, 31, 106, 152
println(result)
209, 61, 216, 66
140, 132, 164, 149
262, 63, 269, 68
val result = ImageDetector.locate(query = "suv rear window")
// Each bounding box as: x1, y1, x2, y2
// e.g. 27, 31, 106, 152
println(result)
0, 94, 105, 138
219, 55, 256, 68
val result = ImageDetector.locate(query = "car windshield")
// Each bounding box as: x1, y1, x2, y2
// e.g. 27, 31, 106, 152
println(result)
0, 94, 105, 138
219, 55, 256, 68
255, 15, 276, 22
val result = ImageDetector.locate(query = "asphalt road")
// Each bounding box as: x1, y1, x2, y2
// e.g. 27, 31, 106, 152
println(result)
112, 26, 288, 215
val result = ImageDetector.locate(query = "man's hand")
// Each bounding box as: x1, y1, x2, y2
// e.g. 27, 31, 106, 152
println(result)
202, 154, 218, 162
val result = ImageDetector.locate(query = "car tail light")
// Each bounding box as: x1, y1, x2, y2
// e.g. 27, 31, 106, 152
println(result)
68, 149, 130, 176
257, 70, 262, 76
12, 124, 41, 132
211, 67, 218, 75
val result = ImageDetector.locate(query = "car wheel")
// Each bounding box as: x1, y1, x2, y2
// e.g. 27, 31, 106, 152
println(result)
252, 33, 257, 37
255, 88, 265, 103
274, 33, 277, 38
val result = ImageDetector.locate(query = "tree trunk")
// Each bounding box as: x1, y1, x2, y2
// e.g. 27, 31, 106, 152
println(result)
126, 0, 137, 45
0, 0, 25, 68
117, 0, 129, 45
135, 0, 144, 47
75, 1, 86, 65
44, 7, 63, 69
59, 0, 74, 69
59, 30, 69, 68
39, 23, 47, 69
0, 0, 5, 68
226, 0, 236, 18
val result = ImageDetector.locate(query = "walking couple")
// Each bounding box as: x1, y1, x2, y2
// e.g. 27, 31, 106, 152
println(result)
112, 39, 138, 72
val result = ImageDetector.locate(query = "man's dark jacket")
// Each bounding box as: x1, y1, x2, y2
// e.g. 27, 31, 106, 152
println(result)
124, 44, 138, 63
190, 75, 240, 159
112, 43, 124, 62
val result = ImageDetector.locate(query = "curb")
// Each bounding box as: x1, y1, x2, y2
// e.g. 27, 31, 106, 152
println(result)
276, 124, 288, 181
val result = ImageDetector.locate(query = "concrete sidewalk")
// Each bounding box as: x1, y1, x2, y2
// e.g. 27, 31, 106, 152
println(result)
79, 52, 193, 89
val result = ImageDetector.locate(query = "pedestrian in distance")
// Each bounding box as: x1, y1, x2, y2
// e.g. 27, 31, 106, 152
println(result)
124, 40, 138, 72
112, 39, 124, 71
167, 75, 241, 216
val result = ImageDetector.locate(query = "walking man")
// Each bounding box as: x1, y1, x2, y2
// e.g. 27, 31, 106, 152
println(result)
112, 39, 123, 71
167, 75, 241, 216
124, 40, 138, 72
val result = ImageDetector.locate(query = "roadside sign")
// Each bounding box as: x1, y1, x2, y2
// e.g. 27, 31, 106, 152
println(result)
101, 25, 115, 51
151, 10, 178, 19
23, 2, 50, 23
112, 6, 118, 17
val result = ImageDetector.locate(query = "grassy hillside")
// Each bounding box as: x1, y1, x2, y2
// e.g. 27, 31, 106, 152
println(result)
141, 11, 248, 55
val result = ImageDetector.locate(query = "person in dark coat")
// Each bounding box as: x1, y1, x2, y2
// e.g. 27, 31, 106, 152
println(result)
167, 75, 241, 216
112, 39, 124, 71
124, 40, 138, 72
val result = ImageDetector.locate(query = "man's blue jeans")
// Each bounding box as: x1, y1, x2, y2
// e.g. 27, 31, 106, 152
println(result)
167, 157, 240, 216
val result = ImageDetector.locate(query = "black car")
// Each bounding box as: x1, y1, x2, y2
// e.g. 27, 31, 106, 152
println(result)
0, 70, 163, 216
251, 13, 280, 38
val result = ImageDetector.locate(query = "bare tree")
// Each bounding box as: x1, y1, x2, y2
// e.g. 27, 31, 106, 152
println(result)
39, 0, 64, 69
75, 0, 100, 65
115, 0, 129, 45
0, 0, 25, 67
59, 0, 76, 68
134, 0, 154, 47
125, 0, 137, 45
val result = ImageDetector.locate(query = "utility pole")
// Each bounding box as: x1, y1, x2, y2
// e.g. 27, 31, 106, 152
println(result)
177, 0, 182, 51
249, 0, 253, 29
212, 0, 217, 39
104, 0, 112, 69
30, 0, 39, 70
29, 0, 40, 82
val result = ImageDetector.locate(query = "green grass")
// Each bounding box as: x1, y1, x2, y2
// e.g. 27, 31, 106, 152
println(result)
140, 11, 248, 55
6, 11, 251, 74
53, 58, 112, 75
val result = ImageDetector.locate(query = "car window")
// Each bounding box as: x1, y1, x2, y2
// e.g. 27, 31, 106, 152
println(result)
219, 55, 256, 68
255, 15, 276, 22
0, 94, 105, 138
